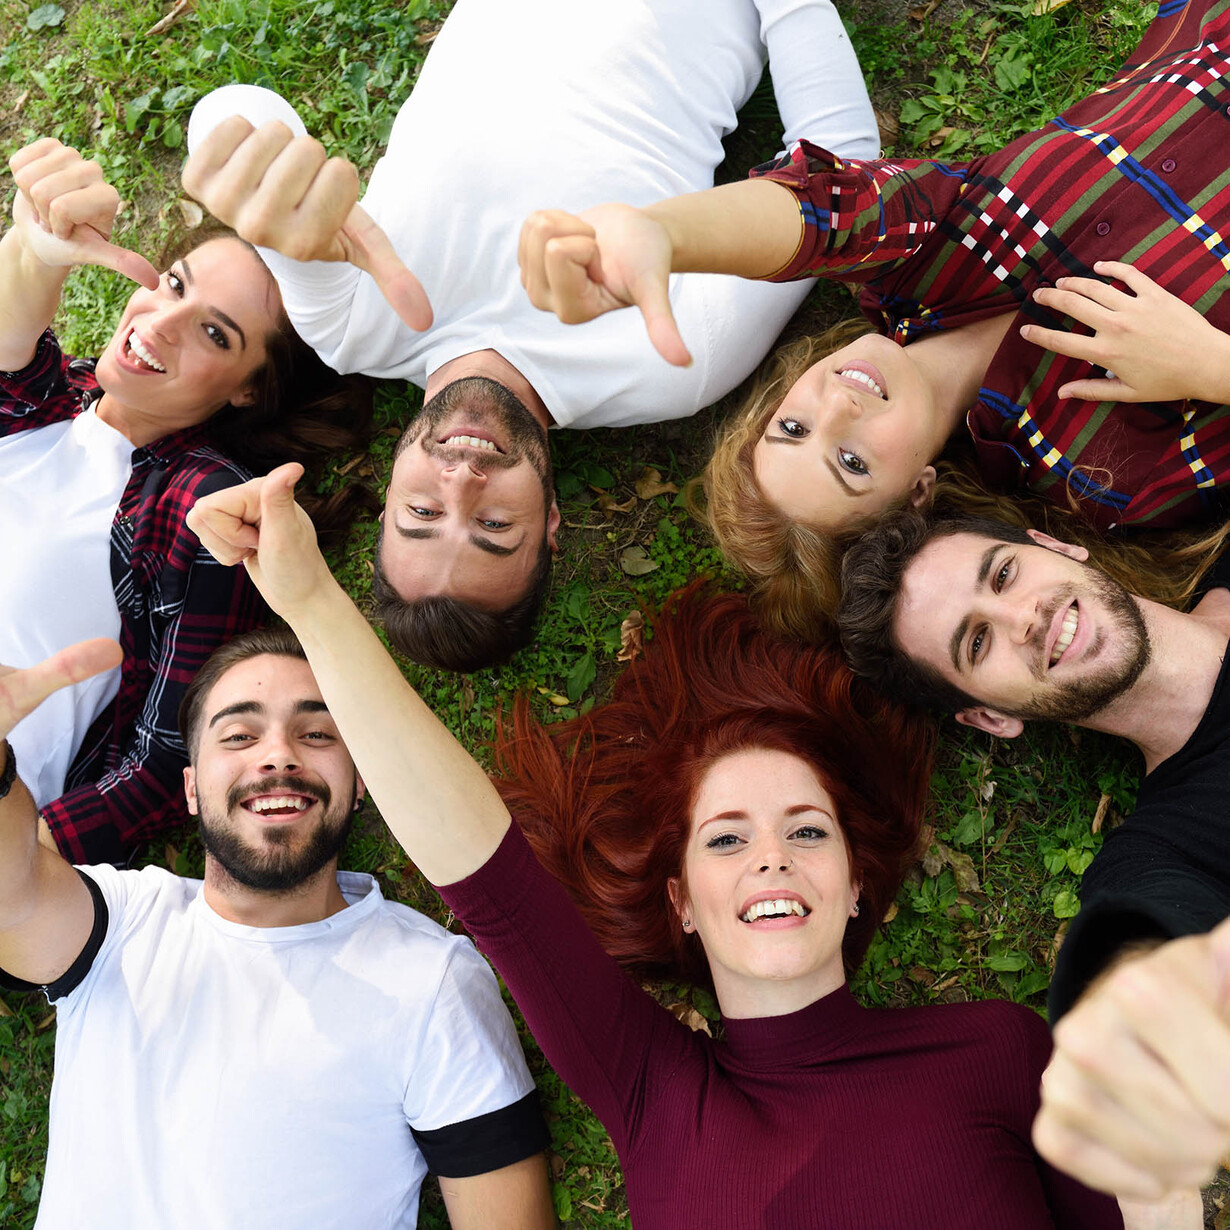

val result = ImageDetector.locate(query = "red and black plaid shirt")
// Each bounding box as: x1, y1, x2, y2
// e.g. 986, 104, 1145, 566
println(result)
754, 0, 1230, 530
0, 331, 265, 863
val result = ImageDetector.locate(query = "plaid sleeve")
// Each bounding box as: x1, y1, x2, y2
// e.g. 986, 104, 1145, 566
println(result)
41, 467, 267, 863
0, 330, 97, 434
749, 141, 969, 283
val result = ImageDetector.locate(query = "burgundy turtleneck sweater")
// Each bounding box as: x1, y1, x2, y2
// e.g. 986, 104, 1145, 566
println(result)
438, 824, 1121, 1229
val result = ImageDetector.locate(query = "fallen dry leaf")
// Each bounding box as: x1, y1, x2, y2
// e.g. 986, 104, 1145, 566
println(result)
989, 815, 1018, 856
667, 1001, 712, 1035
460, 678, 475, 716
947, 850, 981, 893
909, 966, 936, 987
595, 491, 637, 516
1048, 920, 1070, 966
1091, 792, 1112, 834
921, 843, 945, 879
907, 0, 941, 20
1031, 0, 1076, 13
620, 544, 659, 576
37, 1008, 57, 1032
634, 467, 679, 501
549, 1154, 565, 1181
882, 901, 898, 924
616, 610, 645, 663
873, 105, 899, 147
980, 778, 996, 803
0, 998, 13, 1019
927, 125, 961, 149
547, 693, 570, 706
176, 199, 203, 229
164, 842, 179, 869
146, 0, 193, 37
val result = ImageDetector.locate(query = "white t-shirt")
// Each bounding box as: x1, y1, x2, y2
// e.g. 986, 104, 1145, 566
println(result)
0, 409, 133, 806
34, 866, 539, 1230
187, 0, 877, 429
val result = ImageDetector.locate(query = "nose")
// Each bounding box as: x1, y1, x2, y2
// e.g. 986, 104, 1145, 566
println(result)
258, 729, 301, 774
755, 835, 794, 874
144, 301, 191, 341
1001, 587, 1040, 646
440, 462, 488, 488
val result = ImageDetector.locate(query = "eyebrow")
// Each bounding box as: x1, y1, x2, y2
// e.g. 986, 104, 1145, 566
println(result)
823, 458, 869, 498
394, 524, 524, 558
207, 699, 330, 728
948, 542, 1007, 673
696, 803, 832, 830
178, 258, 247, 350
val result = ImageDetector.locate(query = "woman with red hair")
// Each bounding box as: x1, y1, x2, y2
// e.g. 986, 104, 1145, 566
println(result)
187, 472, 1126, 1228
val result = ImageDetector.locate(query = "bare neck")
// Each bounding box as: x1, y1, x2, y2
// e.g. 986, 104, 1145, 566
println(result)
94, 391, 210, 449
1076, 596, 1230, 772
905, 313, 1017, 448
202, 858, 350, 927
425, 349, 553, 431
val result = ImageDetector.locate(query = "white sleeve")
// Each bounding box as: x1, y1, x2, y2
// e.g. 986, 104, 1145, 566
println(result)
756, 0, 879, 158
186, 85, 364, 364
403, 939, 535, 1132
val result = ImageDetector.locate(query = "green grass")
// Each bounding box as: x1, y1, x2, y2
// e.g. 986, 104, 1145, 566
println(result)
0, 0, 1200, 1225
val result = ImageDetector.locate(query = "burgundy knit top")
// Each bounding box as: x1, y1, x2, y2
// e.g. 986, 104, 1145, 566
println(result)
438, 825, 1121, 1229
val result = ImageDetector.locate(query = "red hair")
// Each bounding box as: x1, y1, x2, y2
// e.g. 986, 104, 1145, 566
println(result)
491, 585, 935, 988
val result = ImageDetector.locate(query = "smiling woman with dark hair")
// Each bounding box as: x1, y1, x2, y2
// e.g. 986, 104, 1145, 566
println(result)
0, 137, 372, 865
186, 463, 1128, 1229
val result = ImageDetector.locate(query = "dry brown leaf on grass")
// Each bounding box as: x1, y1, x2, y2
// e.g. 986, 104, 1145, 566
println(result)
907, 0, 942, 20
36, 1009, 56, 1032
1048, 920, 1069, 965
882, 902, 899, 924
175, 199, 203, 229
0, 998, 13, 1019
874, 106, 900, 147
595, 491, 637, 516
634, 468, 679, 500
927, 125, 962, 149
460, 678, 475, 716
1031, 0, 1076, 14
145, 0, 193, 37
1091, 792, 1112, 834
616, 610, 645, 663
667, 1001, 712, 1035
921, 841, 981, 892
620, 544, 659, 576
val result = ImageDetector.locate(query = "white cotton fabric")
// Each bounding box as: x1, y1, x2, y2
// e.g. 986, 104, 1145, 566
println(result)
0, 409, 132, 805
35, 866, 536, 1230
188, 0, 877, 429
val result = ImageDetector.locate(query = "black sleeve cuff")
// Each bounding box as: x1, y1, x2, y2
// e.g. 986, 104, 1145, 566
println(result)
0, 869, 109, 1000
412, 1090, 550, 1179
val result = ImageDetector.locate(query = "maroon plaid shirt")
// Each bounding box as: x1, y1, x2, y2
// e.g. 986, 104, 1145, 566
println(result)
0, 331, 265, 863
754, 0, 1230, 530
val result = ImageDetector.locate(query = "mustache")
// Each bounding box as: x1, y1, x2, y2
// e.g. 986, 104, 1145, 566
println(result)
226, 774, 329, 813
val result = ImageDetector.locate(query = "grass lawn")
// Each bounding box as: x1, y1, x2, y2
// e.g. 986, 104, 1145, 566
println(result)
3, 0, 1227, 1224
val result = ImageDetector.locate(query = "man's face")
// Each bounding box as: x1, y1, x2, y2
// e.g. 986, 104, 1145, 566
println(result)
183, 654, 362, 892
893, 532, 1151, 725
379, 377, 560, 607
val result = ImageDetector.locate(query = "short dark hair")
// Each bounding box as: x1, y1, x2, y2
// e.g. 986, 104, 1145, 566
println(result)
178, 625, 307, 756
370, 526, 553, 673
837, 510, 1035, 711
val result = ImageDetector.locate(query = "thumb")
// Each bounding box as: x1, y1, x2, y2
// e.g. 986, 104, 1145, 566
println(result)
0, 639, 123, 739
77, 225, 160, 289
258, 462, 306, 524
631, 272, 690, 367
340, 203, 433, 332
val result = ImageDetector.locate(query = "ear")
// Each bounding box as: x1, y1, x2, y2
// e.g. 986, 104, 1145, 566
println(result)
849, 881, 861, 918
229, 383, 258, 409
955, 707, 1025, 739
183, 765, 199, 816
545, 499, 562, 554
907, 465, 937, 509
354, 771, 366, 809
667, 876, 691, 928
1025, 527, 1088, 562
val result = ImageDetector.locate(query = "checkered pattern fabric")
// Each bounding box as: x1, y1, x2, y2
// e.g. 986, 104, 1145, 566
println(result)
1, 331, 265, 863
754, 0, 1230, 529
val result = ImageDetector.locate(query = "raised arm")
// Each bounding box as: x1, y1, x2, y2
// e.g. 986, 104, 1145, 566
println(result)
187, 464, 509, 884
1, 139, 157, 373
0, 641, 120, 984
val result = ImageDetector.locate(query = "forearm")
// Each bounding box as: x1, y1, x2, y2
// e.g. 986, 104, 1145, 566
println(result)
0, 227, 69, 373
0, 742, 43, 927
285, 579, 511, 884
645, 179, 805, 278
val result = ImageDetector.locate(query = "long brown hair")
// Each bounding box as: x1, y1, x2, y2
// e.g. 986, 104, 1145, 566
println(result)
697, 322, 1230, 640
490, 585, 936, 990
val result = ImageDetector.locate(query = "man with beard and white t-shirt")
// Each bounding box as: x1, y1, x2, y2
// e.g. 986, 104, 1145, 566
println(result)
837, 510, 1230, 1206
0, 630, 554, 1230
179, 0, 879, 673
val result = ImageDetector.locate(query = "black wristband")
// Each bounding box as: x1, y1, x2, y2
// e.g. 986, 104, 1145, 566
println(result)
0, 741, 15, 802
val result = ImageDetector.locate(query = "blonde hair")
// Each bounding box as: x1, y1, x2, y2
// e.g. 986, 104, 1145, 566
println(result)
697, 319, 1230, 638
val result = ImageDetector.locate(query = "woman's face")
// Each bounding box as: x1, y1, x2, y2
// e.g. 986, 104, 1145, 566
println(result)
669, 747, 859, 1019
752, 333, 941, 530
95, 237, 278, 432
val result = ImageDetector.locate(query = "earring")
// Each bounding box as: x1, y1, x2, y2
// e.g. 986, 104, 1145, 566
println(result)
682, 918, 692, 932
851, 902, 860, 917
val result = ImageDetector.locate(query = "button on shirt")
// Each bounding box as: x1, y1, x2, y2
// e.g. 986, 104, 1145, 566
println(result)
754, 0, 1230, 530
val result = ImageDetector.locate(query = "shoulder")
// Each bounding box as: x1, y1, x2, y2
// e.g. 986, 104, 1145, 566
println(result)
78, 863, 200, 923
872, 996, 1049, 1060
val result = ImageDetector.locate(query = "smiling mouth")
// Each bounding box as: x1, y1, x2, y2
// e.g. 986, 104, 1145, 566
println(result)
740, 899, 810, 923
242, 794, 315, 818
836, 365, 887, 399
1049, 605, 1079, 667
438, 433, 503, 453
123, 327, 166, 373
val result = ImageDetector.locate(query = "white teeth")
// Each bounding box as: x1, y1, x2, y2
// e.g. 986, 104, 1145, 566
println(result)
248, 796, 310, 813
1050, 607, 1079, 665
837, 368, 885, 398
740, 898, 807, 923
127, 329, 166, 372
442, 435, 498, 452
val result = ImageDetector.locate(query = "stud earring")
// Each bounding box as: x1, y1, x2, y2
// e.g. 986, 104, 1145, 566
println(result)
682, 918, 693, 932
851, 902, 860, 917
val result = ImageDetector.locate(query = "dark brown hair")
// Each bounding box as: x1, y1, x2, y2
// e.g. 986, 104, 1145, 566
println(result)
490, 584, 935, 989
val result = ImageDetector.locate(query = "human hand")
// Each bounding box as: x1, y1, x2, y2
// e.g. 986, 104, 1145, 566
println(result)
8, 139, 159, 288
1021, 261, 1230, 404
187, 463, 337, 619
182, 117, 432, 332
0, 640, 123, 745
518, 203, 689, 366
1033, 918, 1230, 1199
